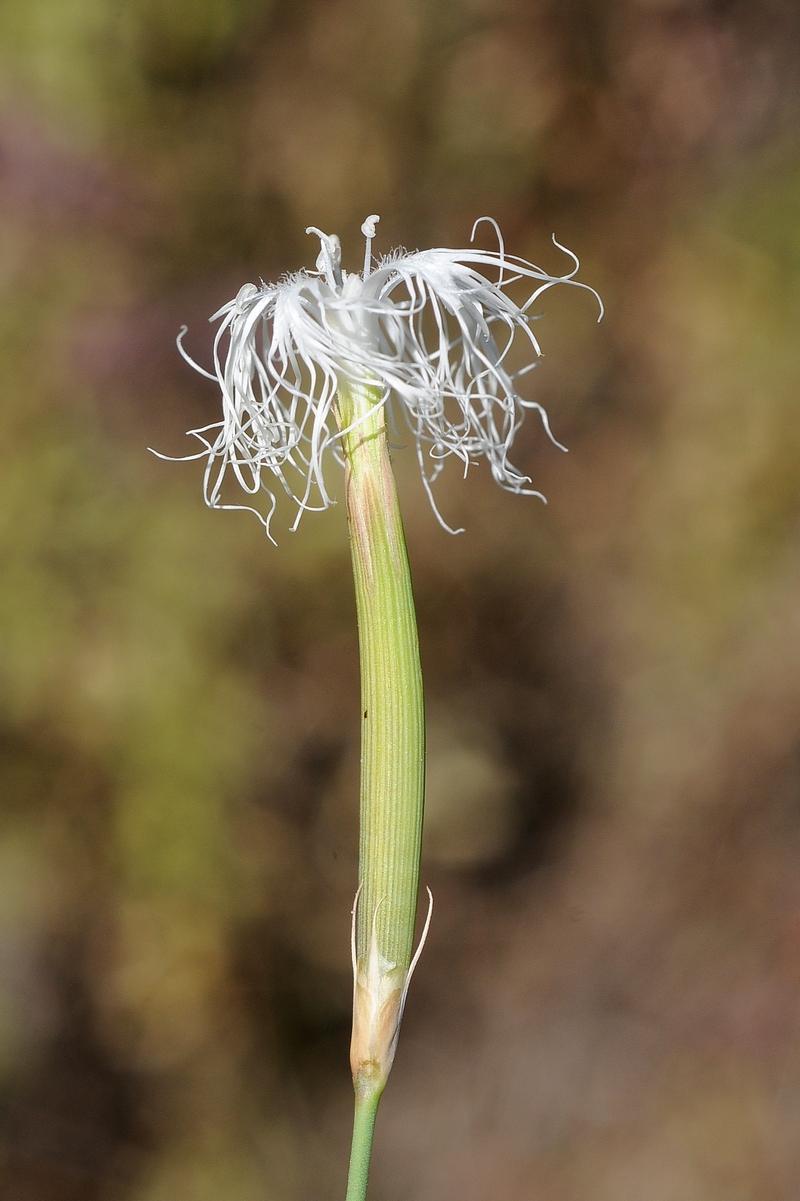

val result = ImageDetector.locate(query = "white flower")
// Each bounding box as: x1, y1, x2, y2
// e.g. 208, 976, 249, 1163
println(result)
169, 215, 602, 539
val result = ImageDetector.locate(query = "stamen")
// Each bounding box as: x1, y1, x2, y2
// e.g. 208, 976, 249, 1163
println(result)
361, 214, 380, 279
306, 226, 343, 289
235, 282, 260, 313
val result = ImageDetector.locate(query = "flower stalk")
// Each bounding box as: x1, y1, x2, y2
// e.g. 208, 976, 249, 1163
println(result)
171, 216, 600, 1201
338, 376, 426, 1200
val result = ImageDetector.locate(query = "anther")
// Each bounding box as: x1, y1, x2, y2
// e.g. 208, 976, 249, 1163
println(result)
361, 214, 380, 279
235, 283, 259, 313
306, 227, 343, 289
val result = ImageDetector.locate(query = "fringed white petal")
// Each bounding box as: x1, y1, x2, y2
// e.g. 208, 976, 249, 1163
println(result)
170, 221, 602, 535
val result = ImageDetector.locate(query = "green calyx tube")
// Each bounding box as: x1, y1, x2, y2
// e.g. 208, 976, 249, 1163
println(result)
337, 379, 427, 1201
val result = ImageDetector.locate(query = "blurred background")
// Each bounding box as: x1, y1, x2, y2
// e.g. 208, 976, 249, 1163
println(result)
1, 0, 800, 1198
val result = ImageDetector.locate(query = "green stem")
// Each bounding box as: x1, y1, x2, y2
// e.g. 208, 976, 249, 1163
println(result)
344, 1081, 383, 1201
338, 377, 426, 1201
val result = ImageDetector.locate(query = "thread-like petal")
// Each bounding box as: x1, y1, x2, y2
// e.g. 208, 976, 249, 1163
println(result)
167, 222, 602, 535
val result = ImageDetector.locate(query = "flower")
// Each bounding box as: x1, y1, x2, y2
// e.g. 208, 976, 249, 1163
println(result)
169, 215, 602, 538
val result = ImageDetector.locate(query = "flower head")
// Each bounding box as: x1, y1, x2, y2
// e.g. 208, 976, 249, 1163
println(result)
170, 216, 602, 538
